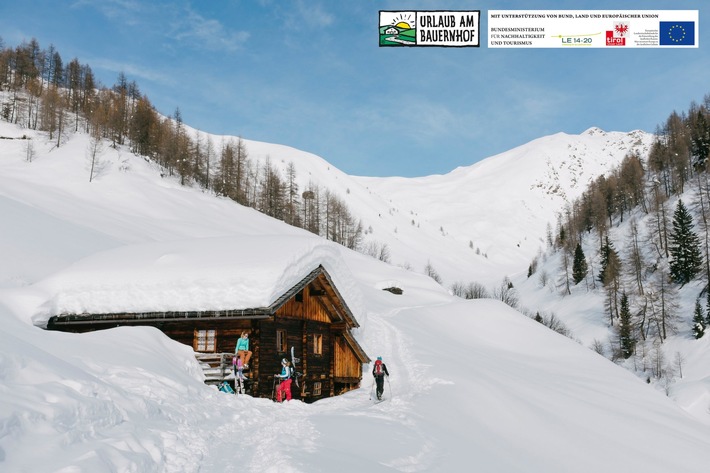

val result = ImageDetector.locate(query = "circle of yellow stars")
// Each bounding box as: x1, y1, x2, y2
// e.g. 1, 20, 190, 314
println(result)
667, 24, 686, 43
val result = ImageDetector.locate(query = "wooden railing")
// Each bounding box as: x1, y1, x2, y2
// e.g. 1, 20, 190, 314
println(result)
195, 352, 234, 385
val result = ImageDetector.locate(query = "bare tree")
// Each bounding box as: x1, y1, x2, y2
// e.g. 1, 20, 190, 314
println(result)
424, 261, 442, 284
465, 282, 489, 299
673, 351, 685, 379
559, 248, 572, 295
493, 276, 518, 308
87, 130, 104, 182
538, 270, 549, 289
24, 138, 34, 163
625, 220, 646, 295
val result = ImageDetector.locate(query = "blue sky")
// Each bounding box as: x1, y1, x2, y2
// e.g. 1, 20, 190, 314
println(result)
1, 0, 708, 177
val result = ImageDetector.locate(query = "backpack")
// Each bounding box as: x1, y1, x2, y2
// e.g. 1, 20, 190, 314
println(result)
219, 381, 235, 394
374, 360, 383, 375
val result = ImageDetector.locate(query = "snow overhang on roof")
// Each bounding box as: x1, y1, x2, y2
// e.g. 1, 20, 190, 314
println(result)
33, 235, 363, 326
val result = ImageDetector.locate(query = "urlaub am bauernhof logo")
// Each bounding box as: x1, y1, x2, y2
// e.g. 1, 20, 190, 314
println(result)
379, 11, 480, 47
606, 21, 629, 46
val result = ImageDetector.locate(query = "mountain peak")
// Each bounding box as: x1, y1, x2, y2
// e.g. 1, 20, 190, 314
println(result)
583, 126, 607, 136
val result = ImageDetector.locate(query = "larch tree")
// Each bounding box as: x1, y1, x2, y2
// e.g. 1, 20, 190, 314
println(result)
599, 236, 622, 325
624, 220, 646, 295
646, 259, 678, 342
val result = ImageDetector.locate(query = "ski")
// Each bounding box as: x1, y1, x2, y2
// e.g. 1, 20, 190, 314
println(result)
290, 346, 301, 387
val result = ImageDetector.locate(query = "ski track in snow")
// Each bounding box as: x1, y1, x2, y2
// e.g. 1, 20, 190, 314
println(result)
194, 306, 449, 472
192, 392, 317, 472
358, 308, 445, 472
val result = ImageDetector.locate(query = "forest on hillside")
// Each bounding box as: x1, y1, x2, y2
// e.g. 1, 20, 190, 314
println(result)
541, 96, 710, 363
0, 38, 366, 252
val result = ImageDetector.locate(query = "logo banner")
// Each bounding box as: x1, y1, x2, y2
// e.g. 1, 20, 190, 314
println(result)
488, 10, 698, 48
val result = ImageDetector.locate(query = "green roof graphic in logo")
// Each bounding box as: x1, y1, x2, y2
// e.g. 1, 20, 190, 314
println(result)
380, 12, 416, 46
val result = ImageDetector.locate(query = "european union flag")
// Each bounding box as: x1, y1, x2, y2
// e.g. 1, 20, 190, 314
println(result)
659, 21, 695, 46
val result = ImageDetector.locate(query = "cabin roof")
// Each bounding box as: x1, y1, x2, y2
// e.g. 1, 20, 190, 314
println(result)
34, 235, 364, 327
342, 330, 371, 363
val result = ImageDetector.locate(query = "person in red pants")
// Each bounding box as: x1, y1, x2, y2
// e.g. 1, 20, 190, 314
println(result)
275, 358, 294, 402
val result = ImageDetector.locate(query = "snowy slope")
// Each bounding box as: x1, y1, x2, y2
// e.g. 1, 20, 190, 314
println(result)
511, 187, 710, 429
2, 122, 710, 472
355, 128, 654, 284
192, 124, 654, 288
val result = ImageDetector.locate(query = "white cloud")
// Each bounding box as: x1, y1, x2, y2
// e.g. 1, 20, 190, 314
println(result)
71, 0, 144, 25
168, 6, 250, 52
295, 0, 334, 28
74, 0, 250, 52
89, 57, 174, 86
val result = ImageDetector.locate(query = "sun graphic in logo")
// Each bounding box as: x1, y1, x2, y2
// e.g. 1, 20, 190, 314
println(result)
391, 13, 414, 30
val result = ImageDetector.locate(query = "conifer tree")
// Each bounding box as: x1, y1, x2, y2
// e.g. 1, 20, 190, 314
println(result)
598, 236, 621, 285
692, 299, 705, 339
618, 291, 635, 358
669, 199, 703, 285
572, 242, 588, 285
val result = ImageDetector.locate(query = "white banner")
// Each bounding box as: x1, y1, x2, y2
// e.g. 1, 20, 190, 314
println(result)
488, 10, 698, 48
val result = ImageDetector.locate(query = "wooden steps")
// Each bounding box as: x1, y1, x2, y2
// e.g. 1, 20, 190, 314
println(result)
195, 352, 234, 385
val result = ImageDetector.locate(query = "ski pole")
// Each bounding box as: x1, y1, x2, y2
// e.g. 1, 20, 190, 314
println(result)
386, 376, 393, 400
368, 378, 375, 400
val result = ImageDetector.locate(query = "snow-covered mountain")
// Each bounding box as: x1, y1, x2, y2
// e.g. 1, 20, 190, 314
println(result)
354, 127, 653, 283
3, 120, 710, 472
204, 125, 654, 288
2, 119, 653, 291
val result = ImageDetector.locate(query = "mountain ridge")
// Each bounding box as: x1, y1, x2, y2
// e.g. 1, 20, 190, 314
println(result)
0, 118, 654, 289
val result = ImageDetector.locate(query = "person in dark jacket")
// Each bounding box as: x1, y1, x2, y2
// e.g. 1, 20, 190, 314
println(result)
372, 356, 389, 400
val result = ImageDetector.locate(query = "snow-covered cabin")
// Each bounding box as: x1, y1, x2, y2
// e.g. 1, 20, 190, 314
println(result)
38, 235, 370, 402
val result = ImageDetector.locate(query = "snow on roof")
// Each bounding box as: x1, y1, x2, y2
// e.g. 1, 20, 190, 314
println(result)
33, 235, 361, 324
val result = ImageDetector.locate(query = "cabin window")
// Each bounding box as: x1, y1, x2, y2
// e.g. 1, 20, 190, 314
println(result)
276, 329, 287, 353
194, 329, 216, 352
313, 333, 323, 355
313, 381, 322, 396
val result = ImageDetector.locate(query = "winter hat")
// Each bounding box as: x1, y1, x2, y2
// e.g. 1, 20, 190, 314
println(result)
377, 356, 382, 361
282, 358, 289, 365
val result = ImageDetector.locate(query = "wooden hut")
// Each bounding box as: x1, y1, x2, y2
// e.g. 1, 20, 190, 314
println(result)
42, 236, 370, 402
